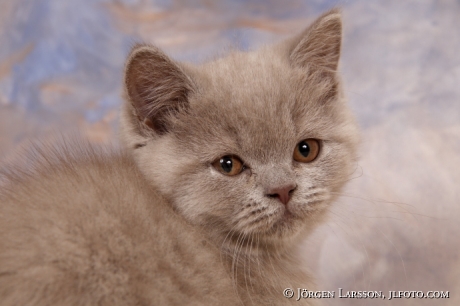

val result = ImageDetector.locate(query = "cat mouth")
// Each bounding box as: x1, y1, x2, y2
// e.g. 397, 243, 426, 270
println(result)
238, 205, 293, 234
270, 205, 299, 229
281, 207, 295, 221
255, 208, 298, 238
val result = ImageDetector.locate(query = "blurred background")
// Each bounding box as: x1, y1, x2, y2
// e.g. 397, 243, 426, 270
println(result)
0, 0, 459, 305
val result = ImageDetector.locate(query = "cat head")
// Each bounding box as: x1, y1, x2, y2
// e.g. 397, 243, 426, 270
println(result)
120, 9, 358, 245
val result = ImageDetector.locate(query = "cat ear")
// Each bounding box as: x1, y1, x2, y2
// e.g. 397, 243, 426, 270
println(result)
289, 9, 342, 72
124, 44, 194, 135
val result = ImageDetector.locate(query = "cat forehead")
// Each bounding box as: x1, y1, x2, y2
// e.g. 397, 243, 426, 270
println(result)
191, 47, 335, 116
199, 48, 291, 102
188, 50, 300, 131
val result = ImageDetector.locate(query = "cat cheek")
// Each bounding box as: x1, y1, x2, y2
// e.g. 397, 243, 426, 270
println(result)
134, 138, 192, 198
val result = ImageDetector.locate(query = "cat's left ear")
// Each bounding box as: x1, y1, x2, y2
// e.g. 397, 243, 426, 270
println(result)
123, 44, 194, 137
289, 9, 342, 72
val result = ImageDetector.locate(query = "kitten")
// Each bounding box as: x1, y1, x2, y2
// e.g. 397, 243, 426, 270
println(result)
0, 9, 358, 306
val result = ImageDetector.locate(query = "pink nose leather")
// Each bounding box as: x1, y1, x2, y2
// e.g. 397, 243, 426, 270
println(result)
266, 184, 296, 205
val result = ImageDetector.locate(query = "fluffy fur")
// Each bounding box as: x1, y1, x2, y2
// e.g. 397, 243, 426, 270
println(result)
0, 9, 358, 305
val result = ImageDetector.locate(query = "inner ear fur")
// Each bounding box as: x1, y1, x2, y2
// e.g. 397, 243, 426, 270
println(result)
124, 44, 194, 135
289, 9, 342, 72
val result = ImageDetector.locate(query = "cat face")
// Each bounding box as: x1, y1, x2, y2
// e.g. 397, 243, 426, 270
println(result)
121, 10, 358, 243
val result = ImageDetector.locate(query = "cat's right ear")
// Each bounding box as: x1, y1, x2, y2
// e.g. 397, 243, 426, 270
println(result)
123, 44, 194, 137
289, 9, 342, 72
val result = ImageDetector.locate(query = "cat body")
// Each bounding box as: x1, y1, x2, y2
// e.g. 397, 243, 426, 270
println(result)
0, 9, 358, 305
0, 146, 240, 305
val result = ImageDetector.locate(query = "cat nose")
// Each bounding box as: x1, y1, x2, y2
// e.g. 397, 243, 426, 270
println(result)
266, 184, 297, 205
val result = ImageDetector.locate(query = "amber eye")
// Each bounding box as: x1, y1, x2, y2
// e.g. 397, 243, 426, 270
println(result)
212, 155, 244, 176
293, 139, 320, 163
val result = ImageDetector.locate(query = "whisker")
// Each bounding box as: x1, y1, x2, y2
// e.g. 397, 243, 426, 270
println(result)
327, 209, 372, 287
331, 191, 443, 221
232, 231, 245, 304
244, 233, 256, 306
376, 227, 408, 282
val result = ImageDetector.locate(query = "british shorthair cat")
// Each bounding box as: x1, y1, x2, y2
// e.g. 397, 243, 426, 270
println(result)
0, 9, 358, 305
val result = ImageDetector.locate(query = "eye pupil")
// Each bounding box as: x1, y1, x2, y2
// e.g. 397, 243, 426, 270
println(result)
220, 157, 233, 173
299, 142, 310, 157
